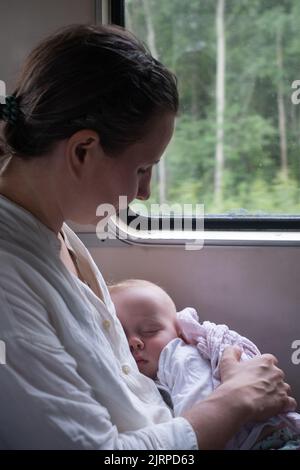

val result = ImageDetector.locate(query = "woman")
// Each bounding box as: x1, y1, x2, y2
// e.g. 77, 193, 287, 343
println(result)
0, 24, 296, 450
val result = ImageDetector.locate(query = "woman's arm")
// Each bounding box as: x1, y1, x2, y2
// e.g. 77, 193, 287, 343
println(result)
182, 347, 296, 449
0, 333, 197, 450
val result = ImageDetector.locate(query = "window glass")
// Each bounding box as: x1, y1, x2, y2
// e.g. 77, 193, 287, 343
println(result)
126, 0, 300, 216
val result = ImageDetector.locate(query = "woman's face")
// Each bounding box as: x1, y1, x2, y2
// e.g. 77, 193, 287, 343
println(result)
65, 112, 175, 225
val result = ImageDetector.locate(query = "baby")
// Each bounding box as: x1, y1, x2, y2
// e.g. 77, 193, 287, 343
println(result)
109, 279, 300, 450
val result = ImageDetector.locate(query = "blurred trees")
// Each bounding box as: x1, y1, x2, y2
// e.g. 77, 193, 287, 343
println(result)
126, 0, 300, 215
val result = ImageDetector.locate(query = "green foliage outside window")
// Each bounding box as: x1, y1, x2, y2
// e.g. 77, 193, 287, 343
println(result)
126, 0, 300, 215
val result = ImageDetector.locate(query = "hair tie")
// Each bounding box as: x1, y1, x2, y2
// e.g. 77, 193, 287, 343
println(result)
0, 95, 20, 124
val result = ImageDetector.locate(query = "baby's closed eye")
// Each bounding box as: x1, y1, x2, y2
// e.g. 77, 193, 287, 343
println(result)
141, 329, 160, 337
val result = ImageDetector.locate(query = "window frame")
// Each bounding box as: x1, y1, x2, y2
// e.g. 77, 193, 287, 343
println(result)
125, 209, 300, 231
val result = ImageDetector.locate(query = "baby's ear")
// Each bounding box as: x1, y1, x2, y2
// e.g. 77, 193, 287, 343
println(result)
175, 322, 186, 342
176, 320, 193, 344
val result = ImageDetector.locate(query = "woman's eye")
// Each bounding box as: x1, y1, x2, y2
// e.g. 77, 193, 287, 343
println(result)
137, 168, 147, 175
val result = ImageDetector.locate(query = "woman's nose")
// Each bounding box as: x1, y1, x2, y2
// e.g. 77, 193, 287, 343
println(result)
137, 172, 151, 201
129, 336, 144, 352
137, 184, 151, 201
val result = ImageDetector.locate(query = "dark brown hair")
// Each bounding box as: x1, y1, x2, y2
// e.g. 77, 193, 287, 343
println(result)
0, 23, 178, 160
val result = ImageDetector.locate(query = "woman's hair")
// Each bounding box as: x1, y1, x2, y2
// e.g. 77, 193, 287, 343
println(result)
0, 24, 178, 160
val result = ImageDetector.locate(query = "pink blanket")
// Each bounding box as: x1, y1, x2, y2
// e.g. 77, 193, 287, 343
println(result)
177, 307, 300, 440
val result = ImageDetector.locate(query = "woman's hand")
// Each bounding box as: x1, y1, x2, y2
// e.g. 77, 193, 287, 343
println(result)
219, 346, 297, 421
182, 346, 297, 449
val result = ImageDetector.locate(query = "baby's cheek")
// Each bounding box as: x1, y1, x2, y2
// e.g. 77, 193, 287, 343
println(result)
151, 338, 169, 358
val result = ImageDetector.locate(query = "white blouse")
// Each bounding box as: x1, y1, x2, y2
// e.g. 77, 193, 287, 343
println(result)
0, 194, 197, 450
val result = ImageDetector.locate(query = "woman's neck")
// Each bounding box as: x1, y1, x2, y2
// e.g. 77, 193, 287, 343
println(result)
0, 156, 64, 235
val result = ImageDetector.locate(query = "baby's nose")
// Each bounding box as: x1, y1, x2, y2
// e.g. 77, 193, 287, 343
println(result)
129, 337, 144, 352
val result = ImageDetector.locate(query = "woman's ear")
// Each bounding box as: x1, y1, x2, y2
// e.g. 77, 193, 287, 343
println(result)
74, 136, 95, 164
75, 142, 91, 162
65, 130, 101, 181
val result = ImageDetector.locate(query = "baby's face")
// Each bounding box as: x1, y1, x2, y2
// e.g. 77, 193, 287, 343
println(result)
112, 285, 179, 379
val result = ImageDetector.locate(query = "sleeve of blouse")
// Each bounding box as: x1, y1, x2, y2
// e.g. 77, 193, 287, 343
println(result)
0, 285, 197, 450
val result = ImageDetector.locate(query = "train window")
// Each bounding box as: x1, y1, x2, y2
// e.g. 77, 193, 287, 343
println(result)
123, 0, 300, 229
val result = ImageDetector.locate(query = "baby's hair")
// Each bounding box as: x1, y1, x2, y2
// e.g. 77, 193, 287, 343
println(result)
109, 279, 163, 295
108, 278, 177, 312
